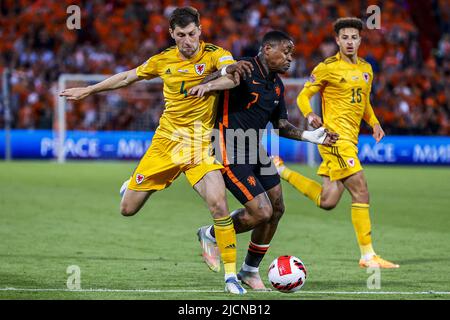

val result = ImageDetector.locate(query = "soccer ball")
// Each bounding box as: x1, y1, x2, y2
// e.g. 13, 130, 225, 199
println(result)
268, 255, 307, 293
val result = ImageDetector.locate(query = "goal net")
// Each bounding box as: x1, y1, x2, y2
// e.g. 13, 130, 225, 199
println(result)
55, 74, 321, 165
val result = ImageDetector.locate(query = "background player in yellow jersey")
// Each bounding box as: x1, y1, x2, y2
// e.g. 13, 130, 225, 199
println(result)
273, 17, 399, 268
60, 7, 254, 294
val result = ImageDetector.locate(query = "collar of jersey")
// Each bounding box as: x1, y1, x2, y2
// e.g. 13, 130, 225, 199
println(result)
336, 52, 360, 66
253, 56, 277, 81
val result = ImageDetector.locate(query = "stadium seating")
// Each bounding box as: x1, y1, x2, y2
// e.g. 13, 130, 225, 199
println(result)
0, 0, 448, 134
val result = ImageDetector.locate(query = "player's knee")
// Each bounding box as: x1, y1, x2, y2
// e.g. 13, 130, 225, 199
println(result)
257, 205, 273, 224
209, 198, 228, 218
120, 203, 138, 217
351, 189, 369, 204
320, 201, 337, 211
271, 202, 285, 222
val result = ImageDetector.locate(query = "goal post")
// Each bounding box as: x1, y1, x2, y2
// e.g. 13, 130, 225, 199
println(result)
55, 74, 321, 165
56, 74, 163, 163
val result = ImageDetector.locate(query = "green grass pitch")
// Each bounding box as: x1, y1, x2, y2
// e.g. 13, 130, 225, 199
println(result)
1, 161, 449, 300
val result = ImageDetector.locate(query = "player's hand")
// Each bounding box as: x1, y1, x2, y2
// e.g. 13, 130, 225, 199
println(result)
322, 129, 339, 146
226, 61, 254, 80
306, 112, 323, 129
301, 127, 338, 146
189, 84, 211, 98
60, 87, 92, 100
372, 124, 385, 143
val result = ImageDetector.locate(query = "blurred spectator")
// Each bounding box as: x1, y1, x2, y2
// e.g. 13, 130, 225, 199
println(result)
0, 0, 448, 135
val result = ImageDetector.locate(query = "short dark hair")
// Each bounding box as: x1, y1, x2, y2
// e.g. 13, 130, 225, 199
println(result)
169, 7, 200, 30
333, 17, 364, 35
262, 30, 293, 47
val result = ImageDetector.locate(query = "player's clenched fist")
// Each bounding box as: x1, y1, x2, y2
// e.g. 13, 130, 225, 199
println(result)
305, 112, 323, 129
372, 123, 385, 143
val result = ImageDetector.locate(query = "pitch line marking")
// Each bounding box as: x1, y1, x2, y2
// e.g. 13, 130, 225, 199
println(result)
1, 288, 450, 295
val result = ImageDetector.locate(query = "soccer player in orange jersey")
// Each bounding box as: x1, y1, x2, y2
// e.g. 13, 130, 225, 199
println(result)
273, 18, 399, 269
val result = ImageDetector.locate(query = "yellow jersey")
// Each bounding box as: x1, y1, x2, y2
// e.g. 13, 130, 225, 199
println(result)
297, 52, 379, 144
136, 41, 235, 142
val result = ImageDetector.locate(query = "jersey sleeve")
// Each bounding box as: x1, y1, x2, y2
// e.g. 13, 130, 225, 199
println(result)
297, 62, 329, 116
136, 55, 159, 80
303, 62, 329, 92
211, 47, 236, 70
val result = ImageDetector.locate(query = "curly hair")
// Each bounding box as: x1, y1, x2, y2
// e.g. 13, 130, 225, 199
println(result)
333, 17, 364, 35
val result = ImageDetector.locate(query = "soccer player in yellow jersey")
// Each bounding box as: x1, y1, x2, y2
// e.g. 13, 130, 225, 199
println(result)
60, 7, 254, 294
273, 18, 399, 268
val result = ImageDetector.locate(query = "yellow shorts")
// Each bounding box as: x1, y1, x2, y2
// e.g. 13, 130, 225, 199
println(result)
317, 140, 363, 181
128, 134, 223, 191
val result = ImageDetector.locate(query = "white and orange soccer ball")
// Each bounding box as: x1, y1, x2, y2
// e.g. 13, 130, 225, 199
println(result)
268, 255, 307, 293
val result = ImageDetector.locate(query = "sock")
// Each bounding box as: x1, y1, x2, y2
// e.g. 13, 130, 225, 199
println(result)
213, 215, 237, 277
351, 203, 376, 259
206, 225, 216, 242
282, 167, 322, 207
242, 241, 270, 272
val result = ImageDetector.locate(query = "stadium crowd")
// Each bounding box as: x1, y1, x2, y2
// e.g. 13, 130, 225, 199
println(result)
0, 0, 449, 135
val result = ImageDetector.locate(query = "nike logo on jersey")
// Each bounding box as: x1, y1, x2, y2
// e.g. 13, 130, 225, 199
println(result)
252, 80, 262, 85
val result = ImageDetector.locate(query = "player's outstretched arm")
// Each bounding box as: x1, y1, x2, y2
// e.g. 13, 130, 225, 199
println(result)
59, 68, 141, 100
277, 119, 338, 146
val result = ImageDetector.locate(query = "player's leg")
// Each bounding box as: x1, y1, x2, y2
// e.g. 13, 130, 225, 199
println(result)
196, 164, 273, 269
272, 155, 345, 210
238, 183, 285, 290
198, 163, 279, 290
199, 192, 273, 266
192, 168, 246, 294
120, 188, 155, 216
343, 171, 399, 268
320, 176, 346, 210
119, 135, 181, 216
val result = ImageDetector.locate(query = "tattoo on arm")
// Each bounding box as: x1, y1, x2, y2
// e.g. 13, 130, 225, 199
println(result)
277, 119, 304, 141
200, 69, 223, 84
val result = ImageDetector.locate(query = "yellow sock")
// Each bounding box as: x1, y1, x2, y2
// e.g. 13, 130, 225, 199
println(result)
214, 215, 237, 276
351, 203, 375, 257
282, 167, 322, 207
